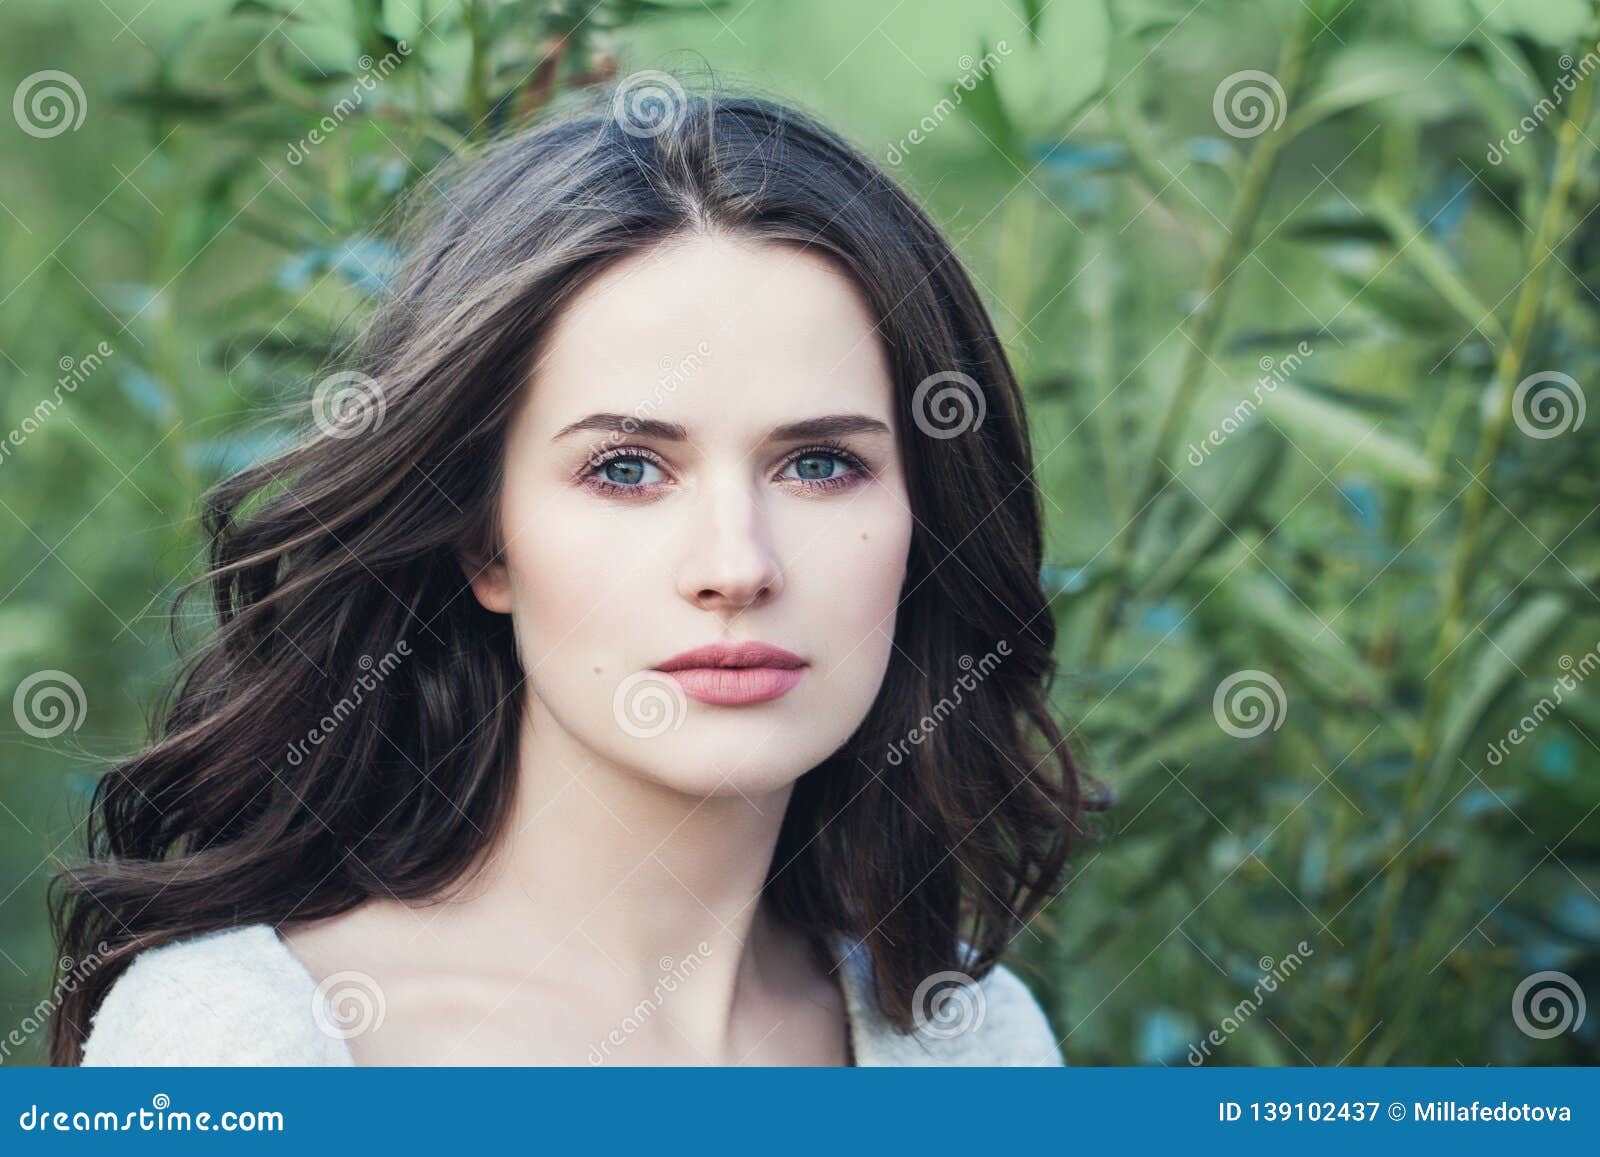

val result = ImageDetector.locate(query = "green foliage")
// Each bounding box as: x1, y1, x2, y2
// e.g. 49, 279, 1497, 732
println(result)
2, 0, 1598, 1065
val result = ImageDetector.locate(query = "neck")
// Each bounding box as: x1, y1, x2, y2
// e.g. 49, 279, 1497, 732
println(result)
444, 693, 812, 1060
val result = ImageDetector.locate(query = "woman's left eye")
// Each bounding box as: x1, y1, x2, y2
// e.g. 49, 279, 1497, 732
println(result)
597, 455, 664, 487
783, 454, 842, 481
778, 450, 861, 486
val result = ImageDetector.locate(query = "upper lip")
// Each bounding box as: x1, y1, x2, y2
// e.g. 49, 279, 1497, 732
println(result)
654, 642, 807, 671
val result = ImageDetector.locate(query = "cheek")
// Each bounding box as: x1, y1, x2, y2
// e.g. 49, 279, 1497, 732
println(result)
496, 482, 671, 671
776, 490, 912, 676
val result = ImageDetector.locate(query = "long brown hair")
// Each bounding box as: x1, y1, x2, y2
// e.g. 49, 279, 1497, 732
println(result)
49, 76, 1091, 1064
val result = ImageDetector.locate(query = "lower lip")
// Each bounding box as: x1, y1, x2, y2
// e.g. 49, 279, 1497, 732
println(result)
658, 666, 806, 705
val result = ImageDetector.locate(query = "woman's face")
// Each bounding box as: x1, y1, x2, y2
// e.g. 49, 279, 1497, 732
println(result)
467, 233, 914, 798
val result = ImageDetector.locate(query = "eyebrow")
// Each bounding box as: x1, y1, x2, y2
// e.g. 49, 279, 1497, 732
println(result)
551, 412, 893, 445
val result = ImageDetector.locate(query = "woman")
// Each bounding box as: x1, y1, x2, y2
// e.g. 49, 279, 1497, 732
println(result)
50, 77, 1090, 1066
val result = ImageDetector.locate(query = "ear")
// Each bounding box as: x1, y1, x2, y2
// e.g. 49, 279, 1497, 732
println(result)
457, 546, 513, 614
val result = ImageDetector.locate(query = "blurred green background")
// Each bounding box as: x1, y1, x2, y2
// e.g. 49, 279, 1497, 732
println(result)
2, 0, 1599, 1065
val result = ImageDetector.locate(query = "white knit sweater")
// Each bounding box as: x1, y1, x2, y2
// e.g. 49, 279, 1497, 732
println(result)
79, 924, 1064, 1066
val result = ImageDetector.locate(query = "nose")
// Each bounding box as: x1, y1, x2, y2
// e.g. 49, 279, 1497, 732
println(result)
675, 474, 785, 614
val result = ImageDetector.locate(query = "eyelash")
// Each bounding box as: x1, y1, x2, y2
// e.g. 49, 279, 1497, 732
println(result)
580, 441, 870, 498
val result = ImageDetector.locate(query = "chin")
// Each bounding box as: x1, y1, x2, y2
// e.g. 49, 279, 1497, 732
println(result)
624, 728, 842, 800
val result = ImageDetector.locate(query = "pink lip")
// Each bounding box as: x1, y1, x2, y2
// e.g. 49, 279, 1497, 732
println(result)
653, 642, 808, 706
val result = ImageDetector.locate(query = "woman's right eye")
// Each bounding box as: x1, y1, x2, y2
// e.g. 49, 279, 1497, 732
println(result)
586, 452, 667, 492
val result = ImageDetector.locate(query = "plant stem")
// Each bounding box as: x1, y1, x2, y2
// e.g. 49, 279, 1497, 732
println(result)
1342, 62, 1595, 1059
465, 0, 491, 140
998, 192, 1039, 351
1085, 10, 1317, 664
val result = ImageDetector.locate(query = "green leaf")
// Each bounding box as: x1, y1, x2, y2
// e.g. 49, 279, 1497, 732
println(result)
993, 0, 1110, 128
1141, 426, 1286, 600
1431, 592, 1572, 781
1471, 0, 1593, 46
1284, 211, 1391, 244
1263, 384, 1440, 487
1206, 569, 1393, 713
1290, 43, 1472, 133
1022, 0, 1044, 44
953, 42, 1025, 167
1367, 192, 1505, 349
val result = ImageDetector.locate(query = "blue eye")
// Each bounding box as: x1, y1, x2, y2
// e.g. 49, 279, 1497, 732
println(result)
583, 443, 868, 499
778, 445, 867, 489
787, 454, 842, 481
596, 455, 665, 487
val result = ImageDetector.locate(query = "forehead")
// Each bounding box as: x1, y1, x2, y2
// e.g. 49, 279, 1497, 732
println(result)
522, 233, 896, 437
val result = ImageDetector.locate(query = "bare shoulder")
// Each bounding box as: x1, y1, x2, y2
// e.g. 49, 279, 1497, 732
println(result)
81, 924, 352, 1066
